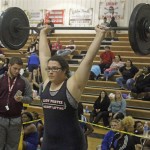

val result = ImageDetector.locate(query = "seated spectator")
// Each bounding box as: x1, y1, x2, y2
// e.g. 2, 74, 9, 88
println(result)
102, 55, 124, 80
131, 66, 150, 100
102, 91, 126, 126
31, 68, 43, 94
89, 90, 110, 125
101, 17, 110, 39
0, 57, 9, 75
56, 39, 76, 56
134, 121, 150, 150
32, 111, 44, 145
109, 17, 118, 40
51, 38, 62, 55
37, 19, 44, 28
116, 59, 139, 90
28, 52, 40, 72
78, 102, 94, 149
110, 116, 135, 150
22, 112, 38, 150
47, 18, 55, 34
89, 65, 101, 80
99, 46, 115, 73
100, 119, 120, 150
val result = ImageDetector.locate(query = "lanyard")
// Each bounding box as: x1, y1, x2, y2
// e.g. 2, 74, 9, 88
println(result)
7, 76, 17, 104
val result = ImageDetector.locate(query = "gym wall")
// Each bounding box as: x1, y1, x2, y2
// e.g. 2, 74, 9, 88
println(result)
0, 0, 149, 33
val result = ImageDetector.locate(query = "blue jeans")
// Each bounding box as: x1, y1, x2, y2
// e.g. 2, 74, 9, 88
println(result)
116, 77, 135, 90
104, 70, 117, 79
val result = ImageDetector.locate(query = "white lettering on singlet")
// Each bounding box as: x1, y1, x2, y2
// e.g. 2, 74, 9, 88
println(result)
42, 99, 66, 110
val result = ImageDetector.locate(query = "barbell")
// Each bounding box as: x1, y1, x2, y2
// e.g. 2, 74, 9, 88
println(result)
0, 3, 150, 55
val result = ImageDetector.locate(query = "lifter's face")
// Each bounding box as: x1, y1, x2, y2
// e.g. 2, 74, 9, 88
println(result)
46, 61, 66, 82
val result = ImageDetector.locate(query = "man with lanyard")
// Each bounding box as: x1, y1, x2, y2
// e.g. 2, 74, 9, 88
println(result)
0, 57, 33, 150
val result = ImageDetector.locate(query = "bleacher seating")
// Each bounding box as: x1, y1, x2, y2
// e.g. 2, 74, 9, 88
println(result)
1, 32, 150, 137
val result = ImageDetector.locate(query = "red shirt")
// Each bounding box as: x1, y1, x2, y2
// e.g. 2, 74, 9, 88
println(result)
52, 42, 62, 50
100, 51, 115, 64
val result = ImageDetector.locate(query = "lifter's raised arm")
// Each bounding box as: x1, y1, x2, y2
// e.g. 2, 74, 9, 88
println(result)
39, 25, 51, 82
68, 25, 106, 101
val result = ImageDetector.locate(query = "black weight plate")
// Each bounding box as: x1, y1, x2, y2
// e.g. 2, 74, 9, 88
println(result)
0, 7, 29, 50
129, 3, 150, 55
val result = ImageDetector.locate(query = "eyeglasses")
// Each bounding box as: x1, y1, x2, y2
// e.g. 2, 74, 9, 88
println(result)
45, 67, 62, 72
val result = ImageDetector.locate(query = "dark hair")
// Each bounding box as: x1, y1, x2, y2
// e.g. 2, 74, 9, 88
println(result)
104, 46, 110, 49
9, 57, 23, 66
96, 90, 109, 101
22, 112, 33, 121
111, 17, 115, 20
104, 17, 107, 19
32, 111, 40, 119
134, 120, 142, 129
125, 59, 133, 66
48, 55, 70, 78
115, 55, 122, 61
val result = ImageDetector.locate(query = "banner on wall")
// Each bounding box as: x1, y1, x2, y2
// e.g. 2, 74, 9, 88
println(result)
69, 8, 93, 26
25, 10, 43, 27
99, 1, 125, 20
44, 9, 64, 24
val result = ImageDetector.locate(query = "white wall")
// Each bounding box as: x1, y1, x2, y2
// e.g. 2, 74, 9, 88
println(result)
0, 0, 150, 33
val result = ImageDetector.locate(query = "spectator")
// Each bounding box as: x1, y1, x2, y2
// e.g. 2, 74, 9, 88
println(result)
116, 59, 139, 90
101, 17, 110, 39
100, 119, 120, 150
51, 38, 62, 56
109, 17, 118, 40
47, 18, 55, 34
32, 111, 44, 146
102, 91, 126, 126
89, 65, 101, 80
22, 112, 39, 150
99, 46, 115, 73
110, 116, 135, 150
0, 57, 33, 149
0, 57, 9, 75
134, 120, 150, 150
31, 68, 43, 94
89, 90, 110, 125
56, 39, 76, 56
131, 66, 150, 100
78, 102, 94, 149
102, 55, 124, 81
37, 19, 44, 28
28, 52, 40, 72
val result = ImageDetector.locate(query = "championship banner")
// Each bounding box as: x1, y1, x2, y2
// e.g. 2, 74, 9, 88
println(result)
44, 9, 64, 24
69, 8, 93, 26
99, 1, 125, 20
25, 10, 43, 27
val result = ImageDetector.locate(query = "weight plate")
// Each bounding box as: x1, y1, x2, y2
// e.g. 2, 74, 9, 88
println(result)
0, 7, 29, 50
129, 3, 150, 55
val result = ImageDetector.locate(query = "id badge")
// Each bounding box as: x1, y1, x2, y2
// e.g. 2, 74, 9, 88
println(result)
5, 105, 9, 111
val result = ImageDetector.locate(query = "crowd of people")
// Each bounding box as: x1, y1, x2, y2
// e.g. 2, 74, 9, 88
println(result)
0, 16, 149, 150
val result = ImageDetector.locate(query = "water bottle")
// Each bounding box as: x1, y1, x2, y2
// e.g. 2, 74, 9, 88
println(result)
143, 122, 149, 137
